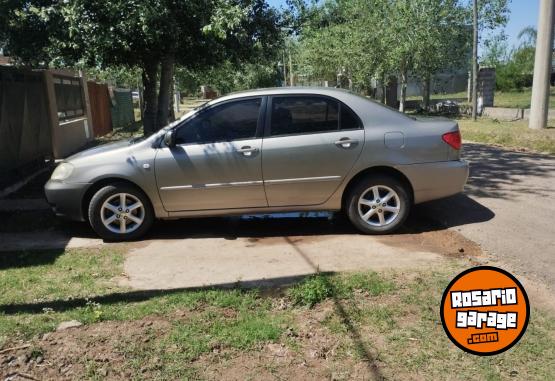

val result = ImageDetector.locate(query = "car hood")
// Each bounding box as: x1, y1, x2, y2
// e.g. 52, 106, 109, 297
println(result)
66, 139, 133, 161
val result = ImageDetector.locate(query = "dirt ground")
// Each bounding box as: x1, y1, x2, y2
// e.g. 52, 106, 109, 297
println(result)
0, 306, 386, 381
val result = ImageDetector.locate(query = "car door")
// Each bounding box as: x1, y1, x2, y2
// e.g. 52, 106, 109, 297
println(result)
262, 95, 364, 207
155, 97, 268, 212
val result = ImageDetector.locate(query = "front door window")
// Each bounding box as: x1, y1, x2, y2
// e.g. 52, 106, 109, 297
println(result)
175, 98, 261, 145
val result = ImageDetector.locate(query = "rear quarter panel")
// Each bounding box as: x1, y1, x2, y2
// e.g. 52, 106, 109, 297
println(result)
342, 96, 453, 167
322, 94, 465, 207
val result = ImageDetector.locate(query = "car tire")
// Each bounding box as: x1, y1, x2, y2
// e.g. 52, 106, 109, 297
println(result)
88, 183, 154, 241
345, 175, 411, 235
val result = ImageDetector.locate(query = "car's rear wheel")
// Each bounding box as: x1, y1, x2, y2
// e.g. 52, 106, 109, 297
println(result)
346, 175, 410, 234
88, 183, 153, 241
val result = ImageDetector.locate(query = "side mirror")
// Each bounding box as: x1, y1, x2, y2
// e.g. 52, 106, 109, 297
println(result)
164, 130, 176, 147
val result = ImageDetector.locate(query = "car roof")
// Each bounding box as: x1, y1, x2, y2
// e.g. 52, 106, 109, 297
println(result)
192, 86, 414, 127
215, 86, 359, 101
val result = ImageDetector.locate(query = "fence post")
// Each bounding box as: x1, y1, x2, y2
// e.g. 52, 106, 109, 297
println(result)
42, 70, 61, 159
79, 70, 94, 141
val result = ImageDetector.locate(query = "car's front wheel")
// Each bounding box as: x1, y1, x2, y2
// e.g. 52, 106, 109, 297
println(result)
88, 183, 153, 241
345, 175, 410, 234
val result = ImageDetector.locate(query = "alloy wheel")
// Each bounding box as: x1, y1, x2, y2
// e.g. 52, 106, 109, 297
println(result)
357, 185, 401, 227
100, 193, 145, 234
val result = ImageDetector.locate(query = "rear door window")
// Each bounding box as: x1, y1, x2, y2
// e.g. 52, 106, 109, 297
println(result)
270, 96, 339, 136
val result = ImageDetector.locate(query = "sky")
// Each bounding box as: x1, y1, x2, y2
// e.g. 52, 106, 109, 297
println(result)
267, 0, 541, 50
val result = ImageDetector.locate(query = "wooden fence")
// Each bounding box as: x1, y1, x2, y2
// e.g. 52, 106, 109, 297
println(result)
87, 81, 112, 136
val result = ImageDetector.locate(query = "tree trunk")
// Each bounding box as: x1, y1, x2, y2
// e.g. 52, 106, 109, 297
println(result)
399, 69, 408, 113
422, 75, 431, 111
156, 54, 176, 130
138, 84, 144, 123
142, 60, 159, 136
380, 75, 386, 104
168, 74, 176, 122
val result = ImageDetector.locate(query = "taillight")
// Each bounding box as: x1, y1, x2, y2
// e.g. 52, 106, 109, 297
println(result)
442, 131, 462, 150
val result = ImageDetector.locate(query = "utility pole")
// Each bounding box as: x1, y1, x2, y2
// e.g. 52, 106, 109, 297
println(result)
471, 0, 478, 121
529, 0, 555, 129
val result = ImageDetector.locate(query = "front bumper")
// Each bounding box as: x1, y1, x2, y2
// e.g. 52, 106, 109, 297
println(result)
44, 180, 91, 221
397, 160, 470, 204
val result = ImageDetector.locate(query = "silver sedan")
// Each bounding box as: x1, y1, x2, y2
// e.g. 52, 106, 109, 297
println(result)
45, 87, 468, 240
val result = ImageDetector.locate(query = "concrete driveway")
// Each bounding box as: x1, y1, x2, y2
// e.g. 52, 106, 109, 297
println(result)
118, 214, 481, 289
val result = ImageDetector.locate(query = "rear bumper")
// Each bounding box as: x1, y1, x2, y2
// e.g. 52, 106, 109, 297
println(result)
396, 160, 469, 204
44, 180, 91, 221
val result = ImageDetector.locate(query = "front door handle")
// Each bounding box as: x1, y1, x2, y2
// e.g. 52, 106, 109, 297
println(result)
335, 138, 359, 149
236, 146, 259, 157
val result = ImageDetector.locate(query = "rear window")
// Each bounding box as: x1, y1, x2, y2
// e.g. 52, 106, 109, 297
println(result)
341, 104, 362, 130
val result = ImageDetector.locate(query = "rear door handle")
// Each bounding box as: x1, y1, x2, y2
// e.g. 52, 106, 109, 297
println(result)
236, 146, 259, 157
335, 138, 359, 149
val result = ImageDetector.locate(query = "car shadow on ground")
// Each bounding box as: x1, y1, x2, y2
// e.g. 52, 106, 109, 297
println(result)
0, 194, 492, 277
463, 143, 555, 200
139, 194, 494, 241
0, 249, 66, 270
0, 193, 495, 247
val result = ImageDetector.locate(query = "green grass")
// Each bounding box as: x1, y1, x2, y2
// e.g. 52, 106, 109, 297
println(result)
288, 275, 334, 307
1, 248, 555, 379
408, 87, 555, 109
167, 309, 283, 359
458, 117, 555, 154
407, 91, 467, 102
0, 247, 125, 304
0, 247, 271, 344
373, 271, 555, 380
288, 272, 395, 307
119, 303, 287, 378
494, 87, 555, 109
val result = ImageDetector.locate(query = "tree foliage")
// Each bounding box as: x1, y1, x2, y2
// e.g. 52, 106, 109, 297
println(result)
292, 0, 509, 111
176, 61, 280, 95
293, 0, 471, 110
482, 27, 537, 92
0, 0, 282, 133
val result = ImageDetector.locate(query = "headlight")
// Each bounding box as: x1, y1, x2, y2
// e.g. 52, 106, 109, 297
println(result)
51, 162, 74, 181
